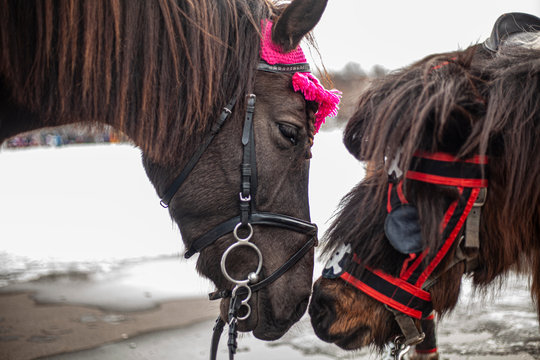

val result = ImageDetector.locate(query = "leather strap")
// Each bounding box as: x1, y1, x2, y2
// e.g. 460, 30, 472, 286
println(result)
240, 95, 256, 225
386, 305, 425, 346
160, 99, 237, 207
465, 187, 486, 249
185, 212, 317, 258
210, 317, 225, 360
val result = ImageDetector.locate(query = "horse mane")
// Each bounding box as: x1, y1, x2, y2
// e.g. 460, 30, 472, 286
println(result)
0, 0, 276, 163
326, 34, 540, 285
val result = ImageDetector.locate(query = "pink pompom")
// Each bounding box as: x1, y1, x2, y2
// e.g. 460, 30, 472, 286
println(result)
292, 73, 342, 133
259, 20, 341, 133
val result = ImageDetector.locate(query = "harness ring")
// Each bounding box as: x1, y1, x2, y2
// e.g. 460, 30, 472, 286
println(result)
220, 241, 263, 286
233, 222, 253, 242
232, 284, 252, 302
236, 303, 251, 321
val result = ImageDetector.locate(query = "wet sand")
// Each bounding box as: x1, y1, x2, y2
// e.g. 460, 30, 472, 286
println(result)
1, 263, 539, 360
0, 292, 219, 360
2, 289, 539, 360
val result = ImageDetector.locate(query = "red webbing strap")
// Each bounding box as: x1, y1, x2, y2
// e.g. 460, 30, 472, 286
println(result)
406, 172, 487, 188
341, 269, 432, 320
414, 187, 480, 287
345, 152, 488, 319
413, 151, 488, 164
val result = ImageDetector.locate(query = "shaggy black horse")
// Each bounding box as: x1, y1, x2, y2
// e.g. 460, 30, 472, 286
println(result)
309, 12, 540, 359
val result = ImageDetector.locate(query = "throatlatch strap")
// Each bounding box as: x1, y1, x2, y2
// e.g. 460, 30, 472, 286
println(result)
415, 313, 438, 354
160, 99, 237, 208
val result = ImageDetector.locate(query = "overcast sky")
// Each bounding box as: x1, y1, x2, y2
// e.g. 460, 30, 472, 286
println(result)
310, 0, 540, 72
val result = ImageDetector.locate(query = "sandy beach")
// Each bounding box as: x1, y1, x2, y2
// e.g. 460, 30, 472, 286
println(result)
0, 292, 218, 360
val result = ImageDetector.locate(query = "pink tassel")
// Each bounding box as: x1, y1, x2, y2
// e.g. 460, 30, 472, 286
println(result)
292, 73, 342, 133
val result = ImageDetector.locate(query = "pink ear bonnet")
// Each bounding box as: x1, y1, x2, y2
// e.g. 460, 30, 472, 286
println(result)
259, 20, 341, 133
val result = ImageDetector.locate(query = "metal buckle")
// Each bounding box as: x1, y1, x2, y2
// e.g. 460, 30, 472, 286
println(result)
239, 192, 251, 202
474, 187, 487, 207
382, 336, 411, 360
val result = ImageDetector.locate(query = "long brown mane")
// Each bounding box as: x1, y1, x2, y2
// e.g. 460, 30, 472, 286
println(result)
326, 39, 540, 304
0, 0, 276, 163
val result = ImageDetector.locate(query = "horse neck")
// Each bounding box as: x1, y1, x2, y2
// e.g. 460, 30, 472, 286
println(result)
0, 0, 269, 162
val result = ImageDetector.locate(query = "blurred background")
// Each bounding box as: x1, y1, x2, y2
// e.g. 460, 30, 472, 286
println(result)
1, 1, 539, 359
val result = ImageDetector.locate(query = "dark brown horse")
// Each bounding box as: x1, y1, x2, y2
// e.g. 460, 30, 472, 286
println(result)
309, 12, 540, 357
0, 0, 331, 342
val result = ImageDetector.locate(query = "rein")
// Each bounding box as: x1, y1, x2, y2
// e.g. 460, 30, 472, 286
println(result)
323, 151, 488, 351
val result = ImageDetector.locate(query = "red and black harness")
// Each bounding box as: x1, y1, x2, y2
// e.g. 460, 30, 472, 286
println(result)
323, 151, 488, 346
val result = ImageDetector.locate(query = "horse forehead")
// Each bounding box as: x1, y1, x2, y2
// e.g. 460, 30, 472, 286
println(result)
255, 74, 306, 109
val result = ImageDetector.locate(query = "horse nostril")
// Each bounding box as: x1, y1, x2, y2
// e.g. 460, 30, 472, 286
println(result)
309, 290, 336, 339
294, 296, 310, 319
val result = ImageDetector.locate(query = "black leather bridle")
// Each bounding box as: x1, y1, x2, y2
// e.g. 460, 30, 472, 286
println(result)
159, 61, 318, 360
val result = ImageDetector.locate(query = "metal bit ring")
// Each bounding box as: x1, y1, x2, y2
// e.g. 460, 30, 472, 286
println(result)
221, 241, 263, 286
232, 285, 253, 321
236, 303, 251, 321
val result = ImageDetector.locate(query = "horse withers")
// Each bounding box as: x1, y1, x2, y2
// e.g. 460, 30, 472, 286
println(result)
0, 0, 340, 346
309, 12, 540, 358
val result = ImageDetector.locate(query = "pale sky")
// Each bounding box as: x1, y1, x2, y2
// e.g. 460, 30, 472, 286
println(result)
310, 0, 540, 72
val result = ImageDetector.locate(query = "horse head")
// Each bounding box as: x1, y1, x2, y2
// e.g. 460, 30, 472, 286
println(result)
141, 0, 337, 340
309, 12, 540, 352
0, 0, 338, 343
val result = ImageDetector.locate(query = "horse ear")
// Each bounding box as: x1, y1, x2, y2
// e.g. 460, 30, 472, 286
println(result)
272, 0, 328, 53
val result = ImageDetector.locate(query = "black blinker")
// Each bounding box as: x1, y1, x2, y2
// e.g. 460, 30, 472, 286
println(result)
384, 204, 423, 255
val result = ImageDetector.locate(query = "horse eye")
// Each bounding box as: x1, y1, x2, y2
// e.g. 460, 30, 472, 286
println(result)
278, 123, 298, 145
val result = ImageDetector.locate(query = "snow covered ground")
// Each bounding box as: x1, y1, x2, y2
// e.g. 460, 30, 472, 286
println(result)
0, 129, 363, 290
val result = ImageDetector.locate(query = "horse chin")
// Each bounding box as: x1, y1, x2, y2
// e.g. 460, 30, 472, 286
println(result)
251, 293, 309, 341
252, 324, 289, 341
332, 326, 373, 350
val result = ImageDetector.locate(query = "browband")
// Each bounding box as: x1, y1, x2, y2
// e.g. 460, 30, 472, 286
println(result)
257, 61, 310, 73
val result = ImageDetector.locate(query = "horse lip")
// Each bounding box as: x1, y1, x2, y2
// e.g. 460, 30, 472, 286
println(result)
252, 325, 288, 341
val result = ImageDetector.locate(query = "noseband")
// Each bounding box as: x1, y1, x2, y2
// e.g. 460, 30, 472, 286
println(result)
160, 61, 318, 359
324, 151, 488, 356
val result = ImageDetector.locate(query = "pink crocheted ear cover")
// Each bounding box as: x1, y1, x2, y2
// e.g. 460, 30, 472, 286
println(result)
260, 20, 341, 133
